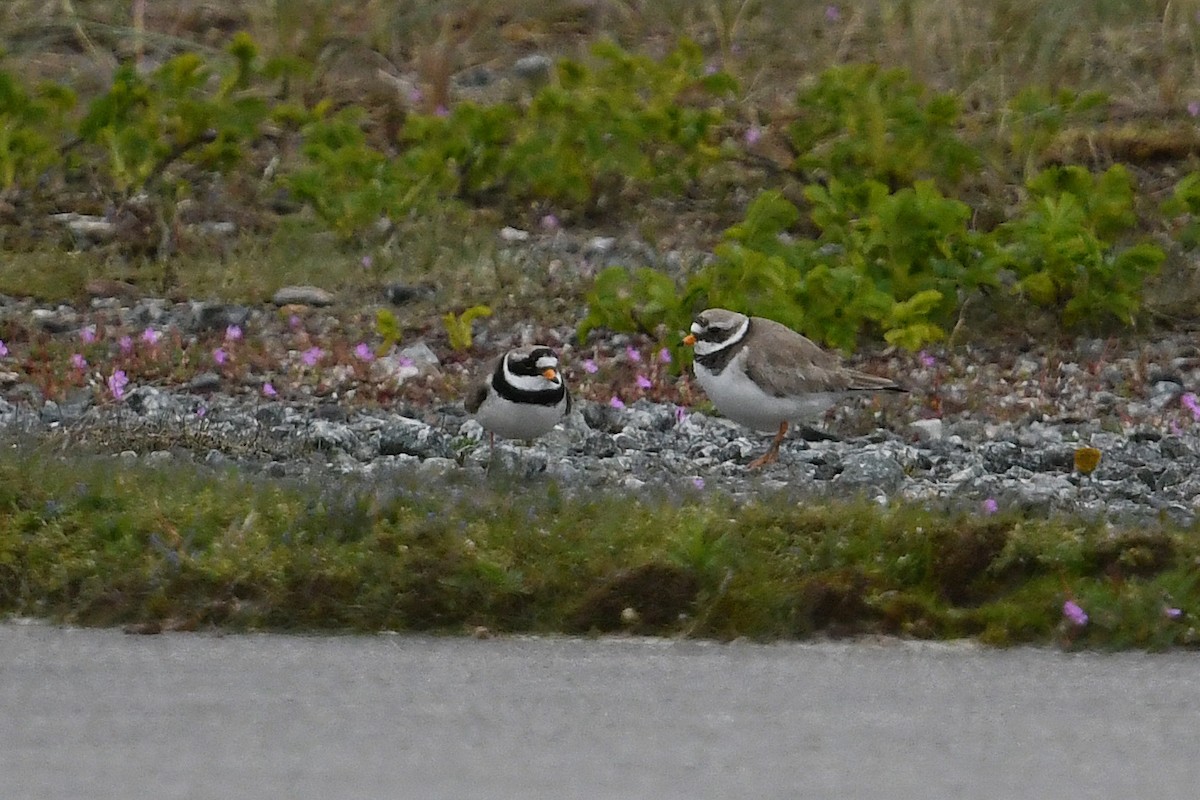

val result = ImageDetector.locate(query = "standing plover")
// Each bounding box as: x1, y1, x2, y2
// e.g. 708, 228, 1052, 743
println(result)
466, 345, 571, 449
684, 308, 904, 468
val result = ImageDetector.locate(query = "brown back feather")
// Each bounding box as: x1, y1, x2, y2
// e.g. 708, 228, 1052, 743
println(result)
742, 316, 903, 398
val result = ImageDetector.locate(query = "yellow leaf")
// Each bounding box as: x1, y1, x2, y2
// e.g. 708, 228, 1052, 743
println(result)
1073, 446, 1101, 475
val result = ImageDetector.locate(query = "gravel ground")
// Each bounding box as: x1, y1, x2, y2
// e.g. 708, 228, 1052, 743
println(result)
3, 289, 1200, 526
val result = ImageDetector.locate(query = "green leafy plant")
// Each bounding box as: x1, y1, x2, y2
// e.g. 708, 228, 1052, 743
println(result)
500, 38, 736, 213
286, 108, 397, 242
1161, 171, 1200, 250
789, 64, 978, 189
374, 309, 402, 353
1005, 86, 1108, 178
990, 165, 1163, 326
443, 305, 492, 352
0, 69, 74, 193
579, 266, 687, 340
78, 33, 268, 196
290, 39, 733, 239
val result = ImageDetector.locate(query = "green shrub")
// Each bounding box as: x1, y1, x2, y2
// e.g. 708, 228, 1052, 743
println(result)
1005, 86, 1108, 177
78, 34, 268, 196
991, 165, 1163, 326
500, 39, 735, 212
0, 69, 74, 192
789, 64, 977, 188
1161, 171, 1200, 250
586, 185, 994, 351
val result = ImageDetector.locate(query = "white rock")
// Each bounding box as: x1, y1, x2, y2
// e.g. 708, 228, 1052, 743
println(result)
398, 341, 440, 366
908, 418, 944, 443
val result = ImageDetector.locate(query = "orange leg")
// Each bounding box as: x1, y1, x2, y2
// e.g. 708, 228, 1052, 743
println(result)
747, 421, 788, 469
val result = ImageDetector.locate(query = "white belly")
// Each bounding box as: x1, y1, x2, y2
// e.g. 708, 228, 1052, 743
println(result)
474, 393, 566, 440
694, 356, 836, 432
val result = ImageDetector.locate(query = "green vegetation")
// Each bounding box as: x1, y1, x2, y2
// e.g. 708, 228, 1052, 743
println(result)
584, 70, 1170, 350
0, 446, 1196, 649
0, 3, 1197, 343
442, 304, 492, 352
2, 1, 1200, 647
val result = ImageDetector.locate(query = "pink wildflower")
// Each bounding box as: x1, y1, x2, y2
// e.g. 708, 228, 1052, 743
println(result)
225, 324, 243, 342
918, 350, 936, 368
609, 396, 626, 410
583, 359, 599, 374
213, 348, 228, 366
262, 382, 277, 398
302, 347, 324, 367
982, 497, 998, 515
80, 325, 97, 344
674, 405, 688, 423
744, 126, 762, 146
361, 255, 373, 270
118, 335, 133, 354
107, 369, 128, 400
625, 346, 641, 362
0, 340, 7, 357
825, 5, 842, 22
691, 476, 705, 490
1189, 101, 1200, 118
1062, 600, 1089, 627
1165, 607, 1184, 620
354, 342, 374, 362
1182, 392, 1200, 422
141, 328, 161, 346
71, 353, 87, 370
636, 374, 652, 390
289, 315, 302, 330
658, 347, 671, 364
540, 214, 560, 230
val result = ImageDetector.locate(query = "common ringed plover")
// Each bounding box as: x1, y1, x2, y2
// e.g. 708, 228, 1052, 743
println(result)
466, 345, 571, 448
684, 308, 904, 468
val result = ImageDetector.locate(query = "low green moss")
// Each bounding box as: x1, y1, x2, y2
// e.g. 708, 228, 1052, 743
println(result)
1, 444, 1199, 648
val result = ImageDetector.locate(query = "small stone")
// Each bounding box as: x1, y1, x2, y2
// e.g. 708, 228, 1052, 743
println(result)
398, 341, 440, 367
193, 221, 237, 237
50, 212, 116, 242
909, 418, 944, 443
30, 308, 77, 333
186, 372, 222, 392
379, 419, 450, 458
1150, 380, 1183, 410
383, 283, 434, 305
85, 279, 142, 299
834, 451, 907, 492
500, 226, 530, 242
271, 285, 335, 307
189, 302, 250, 332
125, 386, 180, 417
371, 355, 421, 385
304, 420, 359, 452
419, 457, 457, 475
513, 54, 553, 83
585, 236, 616, 255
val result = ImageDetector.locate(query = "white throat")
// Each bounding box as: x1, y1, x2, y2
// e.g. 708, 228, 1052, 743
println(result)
693, 317, 749, 357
